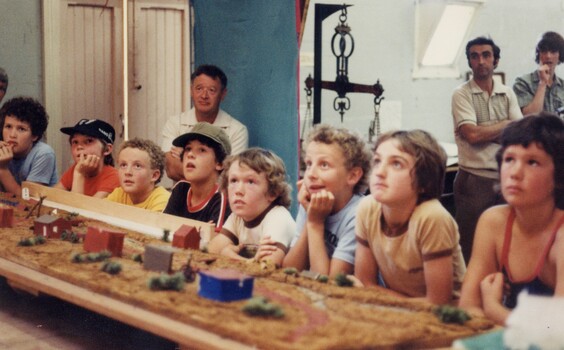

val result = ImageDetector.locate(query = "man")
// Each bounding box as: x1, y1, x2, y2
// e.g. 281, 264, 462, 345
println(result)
451, 37, 523, 262
513, 31, 564, 117
0, 68, 8, 104
161, 65, 248, 181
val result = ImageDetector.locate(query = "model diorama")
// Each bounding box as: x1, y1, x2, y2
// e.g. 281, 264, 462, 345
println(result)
0, 191, 496, 349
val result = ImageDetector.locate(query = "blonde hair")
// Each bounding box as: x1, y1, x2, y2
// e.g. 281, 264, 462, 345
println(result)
220, 148, 292, 209
119, 138, 165, 184
305, 124, 372, 194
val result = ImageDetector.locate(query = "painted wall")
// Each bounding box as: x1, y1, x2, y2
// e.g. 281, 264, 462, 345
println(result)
0, 0, 43, 106
299, 0, 564, 144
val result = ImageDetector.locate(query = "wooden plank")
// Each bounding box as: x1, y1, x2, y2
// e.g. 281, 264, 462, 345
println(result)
0, 257, 252, 350
22, 182, 215, 243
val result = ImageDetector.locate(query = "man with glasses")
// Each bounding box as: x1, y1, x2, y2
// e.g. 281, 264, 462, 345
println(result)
451, 37, 523, 263
161, 64, 248, 182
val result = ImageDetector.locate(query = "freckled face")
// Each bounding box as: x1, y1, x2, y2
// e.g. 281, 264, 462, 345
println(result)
117, 147, 158, 198
227, 161, 274, 222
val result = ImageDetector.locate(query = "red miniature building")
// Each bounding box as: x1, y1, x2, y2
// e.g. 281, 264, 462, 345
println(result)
172, 225, 200, 250
0, 205, 14, 228
34, 214, 72, 238
83, 226, 126, 257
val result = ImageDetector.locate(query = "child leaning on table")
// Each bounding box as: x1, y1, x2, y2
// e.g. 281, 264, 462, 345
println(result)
106, 138, 170, 211
354, 130, 466, 305
208, 148, 296, 266
282, 124, 371, 277
0, 97, 58, 195
55, 119, 120, 198
163, 122, 231, 232
459, 113, 564, 325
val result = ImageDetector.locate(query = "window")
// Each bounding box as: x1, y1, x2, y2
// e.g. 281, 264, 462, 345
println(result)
413, 0, 485, 79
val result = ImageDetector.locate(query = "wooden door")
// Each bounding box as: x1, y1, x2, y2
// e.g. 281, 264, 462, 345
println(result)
127, 0, 190, 146
59, 0, 124, 170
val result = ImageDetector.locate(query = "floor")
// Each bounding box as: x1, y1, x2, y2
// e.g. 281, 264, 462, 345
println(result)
0, 277, 177, 350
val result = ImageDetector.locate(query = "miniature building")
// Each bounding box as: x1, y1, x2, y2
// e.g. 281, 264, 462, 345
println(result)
83, 226, 126, 257
172, 225, 200, 250
0, 205, 14, 228
143, 244, 175, 273
198, 269, 254, 302
34, 214, 72, 238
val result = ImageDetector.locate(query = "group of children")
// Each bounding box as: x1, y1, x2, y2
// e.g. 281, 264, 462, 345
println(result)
1, 95, 562, 326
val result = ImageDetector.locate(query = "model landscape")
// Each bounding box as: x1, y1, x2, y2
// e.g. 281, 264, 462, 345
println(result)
0, 192, 495, 349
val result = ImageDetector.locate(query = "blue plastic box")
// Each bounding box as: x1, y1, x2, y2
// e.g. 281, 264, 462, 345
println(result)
198, 269, 254, 302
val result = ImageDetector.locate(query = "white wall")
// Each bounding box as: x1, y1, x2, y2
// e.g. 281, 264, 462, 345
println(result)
299, 0, 564, 144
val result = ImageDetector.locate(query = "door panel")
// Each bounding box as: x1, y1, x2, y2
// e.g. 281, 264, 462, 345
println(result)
60, 0, 123, 169
128, 0, 189, 147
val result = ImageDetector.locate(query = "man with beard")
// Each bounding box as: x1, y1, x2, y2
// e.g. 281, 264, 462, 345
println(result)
451, 36, 523, 263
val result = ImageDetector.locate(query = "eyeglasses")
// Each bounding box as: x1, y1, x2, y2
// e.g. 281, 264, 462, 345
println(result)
193, 85, 220, 96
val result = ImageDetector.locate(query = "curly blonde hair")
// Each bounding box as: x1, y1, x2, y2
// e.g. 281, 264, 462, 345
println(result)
220, 148, 292, 209
305, 124, 372, 194
119, 138, 166, 184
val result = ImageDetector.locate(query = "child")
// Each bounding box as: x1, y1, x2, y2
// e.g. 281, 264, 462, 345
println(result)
355, 130, 466, 305
55, 119, 119, 198
106, 138, 170, 211
163, 122, 231, 231
208, 148, 295, 266
459, 113, 564, 325
283, 124, 371, 277
0, 97, 57, 195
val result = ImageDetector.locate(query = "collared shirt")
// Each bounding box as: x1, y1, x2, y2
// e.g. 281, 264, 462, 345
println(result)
161, 108, 248, 155
451, 79, 523, 178
513, 70, 564, 116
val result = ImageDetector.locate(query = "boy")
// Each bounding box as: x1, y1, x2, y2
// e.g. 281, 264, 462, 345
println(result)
0, 97, 57, 195
55, 119, 119, 198
107, 138, 170, 211
208, 148, 295, 266
355, 130, 465, 305
283, 125, 371, 277
163, 122, 231, 232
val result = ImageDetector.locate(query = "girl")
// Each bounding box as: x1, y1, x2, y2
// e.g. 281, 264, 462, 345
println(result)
55, 119, 119, 198
355, 130, 466, 305
459, 113, 564, 325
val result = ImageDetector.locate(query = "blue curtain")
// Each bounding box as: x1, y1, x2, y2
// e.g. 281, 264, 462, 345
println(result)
193, 0, 299, 214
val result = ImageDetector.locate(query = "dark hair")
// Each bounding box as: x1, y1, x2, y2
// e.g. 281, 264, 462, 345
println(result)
535, 31, 564, 64
180, 134, 228, 164
496, 113, 564, 209
374, 130, 447, 204
465, 36, 501, 68
0, 96, 48, 140
220, 148, 292, 209
191, 65, 227, 90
